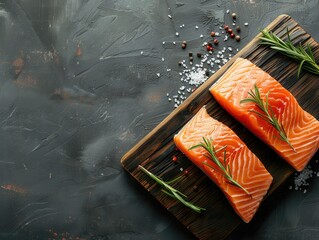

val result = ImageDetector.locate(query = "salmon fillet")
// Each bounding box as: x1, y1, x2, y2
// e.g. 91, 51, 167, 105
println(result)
210, 58, 319, 172
174, 107, 273, 223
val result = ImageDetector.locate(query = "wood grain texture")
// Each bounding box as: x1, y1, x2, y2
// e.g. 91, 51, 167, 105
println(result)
121, 15, 319, 240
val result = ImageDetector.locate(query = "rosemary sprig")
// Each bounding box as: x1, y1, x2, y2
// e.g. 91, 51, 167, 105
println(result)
138, 165, 205, 213
240, 84, 295, 152
189, 137, 251, 196
260, 28, 319, 77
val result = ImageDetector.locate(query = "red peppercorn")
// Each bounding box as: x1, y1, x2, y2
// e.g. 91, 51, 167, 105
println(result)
210, 31, 215, 37
184, 170, 189, 176
206, 45, 213, 51
235, 35, 241, 41
230, 33, 235, 38
227, 28, 233, 34
213, 38, 219, 45
172, 155, 177, 162
224, 25, 229, 30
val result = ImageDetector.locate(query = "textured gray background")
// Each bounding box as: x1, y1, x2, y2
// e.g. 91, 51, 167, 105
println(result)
0, 0, 318, 239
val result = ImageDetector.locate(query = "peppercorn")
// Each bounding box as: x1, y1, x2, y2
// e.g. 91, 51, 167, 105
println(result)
210, 31, 215, 37
213, 38, 219, 45
230, 33, 235, 38
235, 35, 241, 41
181, 41, 187, 49
205, 70, 210, 76
189, 56, 193, 62
231, 12, 237, 19
188, 52, 193, 57
227, 28, 233, 34
206, 43, 214, 51
178, 61, 182, 66
236, 26, 241, 32
193, 185, 198, 192
172, 155, 178, 162
224, 25, 229, 30
197, 52, 202, 58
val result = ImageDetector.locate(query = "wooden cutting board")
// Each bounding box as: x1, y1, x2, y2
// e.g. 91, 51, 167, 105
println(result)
121, 15, 319, 240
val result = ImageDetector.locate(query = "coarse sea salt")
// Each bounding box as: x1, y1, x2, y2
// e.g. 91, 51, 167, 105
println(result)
163, 9, 250, 108
289, 164, 319, 193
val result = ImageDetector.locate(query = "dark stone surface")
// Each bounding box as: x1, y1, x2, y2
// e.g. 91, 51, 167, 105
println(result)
0, 0, 318, 239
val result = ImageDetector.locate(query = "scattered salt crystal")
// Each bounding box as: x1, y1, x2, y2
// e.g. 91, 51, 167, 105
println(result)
162, 57, 165, 61
195, 26, 199, 29
140, 51, 143, 55
162, 41, 165, 45
166, 93, 169, 96
173, 41, 176, 45
176, 32, 179, 36
166, 68, 171, 72
180, 168, 184, 171
168, 14, 172, 19
200, 34, 204, 38
156, 73, 161, 77
244, 22, 249, 26
180, 25, 183, 28
226, 9, 230, 14
228, 47, 233, 52
291, 165, 314, 192
224, 35, 228, 41
168, 98, 172, 101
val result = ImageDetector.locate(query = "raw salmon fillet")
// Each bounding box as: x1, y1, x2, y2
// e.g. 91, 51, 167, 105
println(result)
210, 57, 319, 172
174, 107, 273, 223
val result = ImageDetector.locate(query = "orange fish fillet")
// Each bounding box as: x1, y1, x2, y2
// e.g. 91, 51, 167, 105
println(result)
174, 107, 273, 223
210, 58, 319, 172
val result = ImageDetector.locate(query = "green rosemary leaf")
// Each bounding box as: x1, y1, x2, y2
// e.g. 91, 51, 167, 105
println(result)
191, 138, 250, 196
298, 60, 305, 78
261, 28, 319, 77
241, 84, 295, 151
138, 165, 205, 213
166, 175, 183, 185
